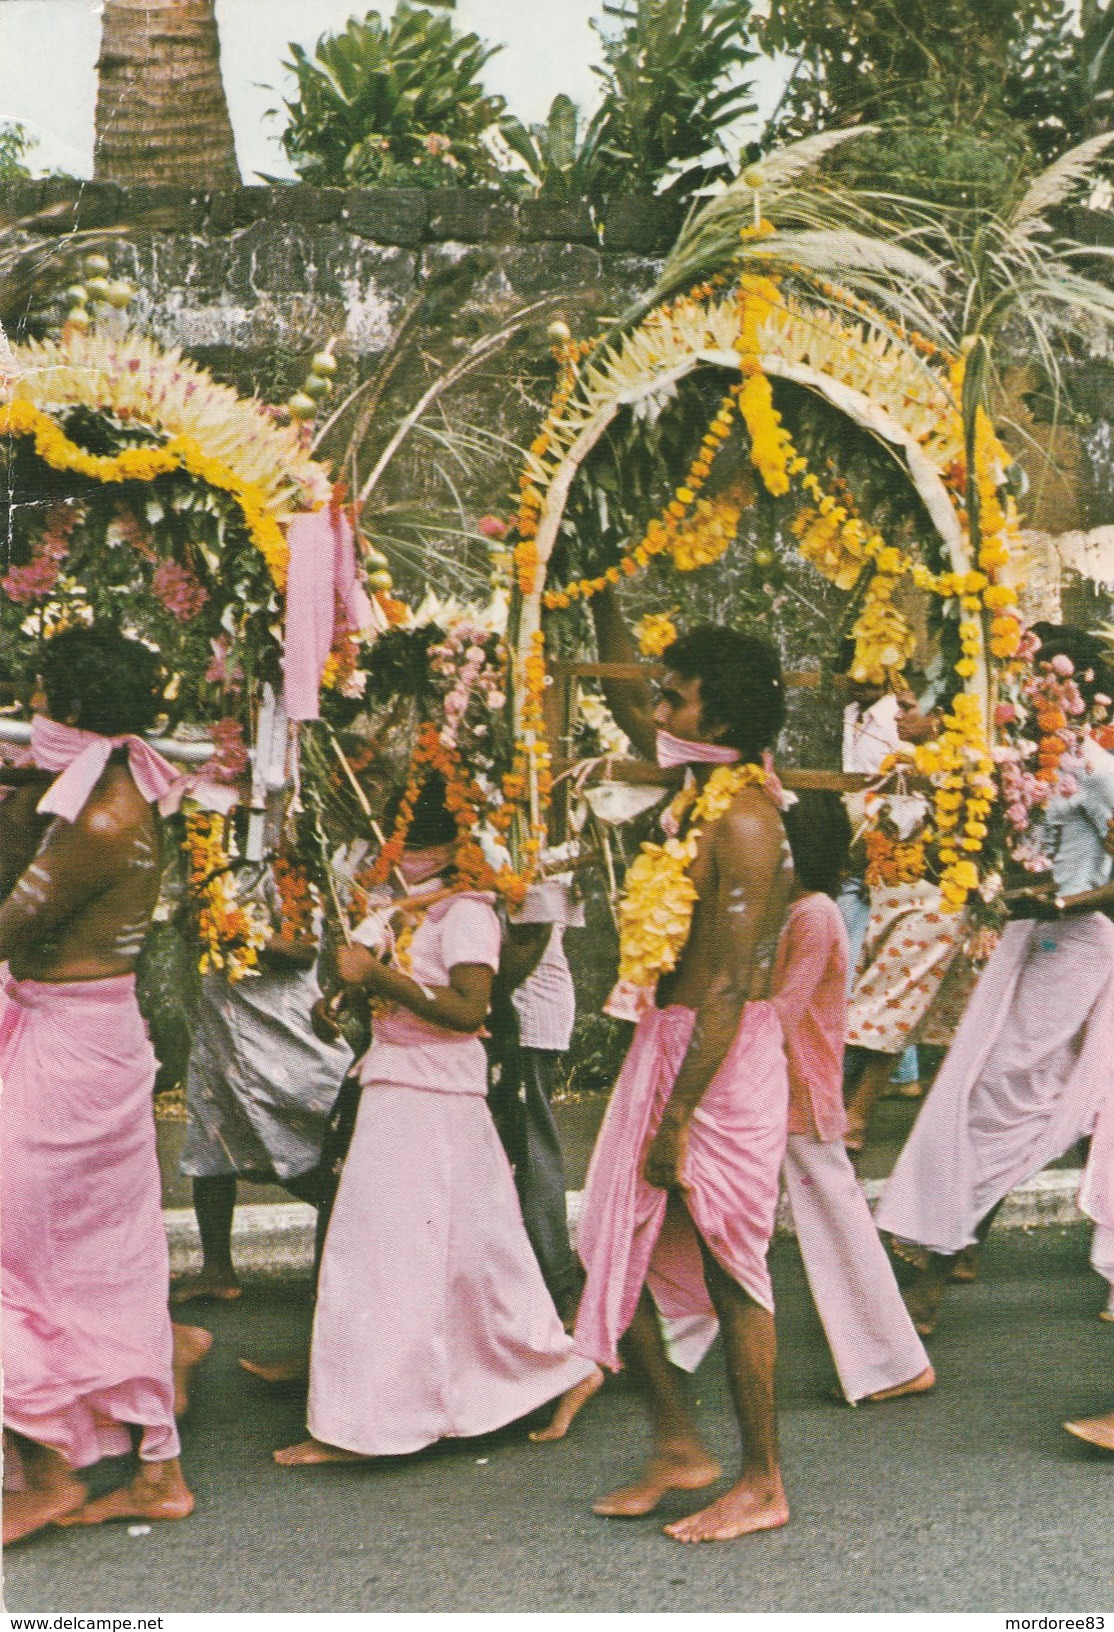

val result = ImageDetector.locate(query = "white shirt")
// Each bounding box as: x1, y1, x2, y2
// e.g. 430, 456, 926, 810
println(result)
512, 926, 576, 1052
842, 694, 902, 775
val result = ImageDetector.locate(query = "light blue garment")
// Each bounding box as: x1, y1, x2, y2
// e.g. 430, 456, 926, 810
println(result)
837, 877, 918, 1082
1043, 743, 1114, 897
836, 878, 871, 988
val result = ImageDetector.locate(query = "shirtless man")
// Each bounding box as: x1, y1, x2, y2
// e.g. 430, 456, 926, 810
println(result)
1, 626, 202, 1544
549, 588, 793, 1542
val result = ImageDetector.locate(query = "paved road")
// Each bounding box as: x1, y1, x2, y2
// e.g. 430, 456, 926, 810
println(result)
6, 1227, 1113, 1615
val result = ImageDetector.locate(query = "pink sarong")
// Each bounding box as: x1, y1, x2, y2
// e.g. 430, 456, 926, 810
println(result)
307, 892, 594, 1457
877, 915, 1114, 1255
574, 1002, 788, 1373
1, 971, 179, 1469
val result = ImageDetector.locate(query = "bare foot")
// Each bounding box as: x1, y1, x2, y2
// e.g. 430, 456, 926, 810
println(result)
240, 1355, 309, 1386
664, 1473, 789, 1543
951, 1246, 979, 1282
172, 1323, 213, 1416
55, 1457, 193, 1527
1064, 1411, 1114, 1452
904, 1271, 945, 1337
593, 1442, 721, 1517
530, 1367, 605, 1443
3, 1447, 86, 1545
863, 1365, 936, 1404
274, 1437, 372, 1466
843, 1121, 866, 1155
170, 1270, 241, 1306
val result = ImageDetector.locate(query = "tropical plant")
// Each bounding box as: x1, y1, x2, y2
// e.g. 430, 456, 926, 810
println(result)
0, 123, 34, 181
1006, 0, 1114, 160
93, 0, 239, 186
583, 0, 759, 204
279, 1, 517, 189
761, 0, 1071, 207
501, 95, 609, 204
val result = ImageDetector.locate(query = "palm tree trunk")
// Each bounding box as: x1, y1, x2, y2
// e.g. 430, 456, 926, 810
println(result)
94, 0, 240, 186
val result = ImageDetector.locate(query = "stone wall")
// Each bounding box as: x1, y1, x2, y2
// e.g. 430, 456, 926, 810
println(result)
7, 180, 678, 396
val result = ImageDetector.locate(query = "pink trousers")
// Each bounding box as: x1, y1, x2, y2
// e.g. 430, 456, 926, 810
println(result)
784, 1135, 929, 1402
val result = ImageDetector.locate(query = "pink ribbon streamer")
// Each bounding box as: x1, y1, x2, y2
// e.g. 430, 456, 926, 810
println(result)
283, 506, 374, 722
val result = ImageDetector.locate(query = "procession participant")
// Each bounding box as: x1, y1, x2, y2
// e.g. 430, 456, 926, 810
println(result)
1076, 809, 1114, 1327
838, 670, 922, 1101
878, 628, 1114, 1336
172, 822, 353, 1306
1, 627, 200, 1542
843, 690, 966, 1151
494, 878, 585, 1322
551, 586, 793, 1543
775, 792, 934, 1405
274, 775, 596, 1466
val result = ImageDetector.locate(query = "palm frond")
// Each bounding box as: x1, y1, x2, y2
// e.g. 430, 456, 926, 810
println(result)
1010, 133, 1114, 238
751, 228, 945, 289
754, 126, 879, 199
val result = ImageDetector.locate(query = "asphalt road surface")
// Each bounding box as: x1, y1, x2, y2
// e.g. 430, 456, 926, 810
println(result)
5, 1226, 1113, 1614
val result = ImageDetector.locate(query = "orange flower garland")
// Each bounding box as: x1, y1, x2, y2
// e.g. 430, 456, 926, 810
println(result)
183, 808, 270, 981
366, 722, 528, 908
273, 853, 317, 940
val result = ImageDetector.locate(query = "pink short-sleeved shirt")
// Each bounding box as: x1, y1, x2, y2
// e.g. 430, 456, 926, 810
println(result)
771, 892, 848, 1141
359, 893, 502, 1096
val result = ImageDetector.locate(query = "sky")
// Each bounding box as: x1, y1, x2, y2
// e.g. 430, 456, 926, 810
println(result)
0, 0, 789, 183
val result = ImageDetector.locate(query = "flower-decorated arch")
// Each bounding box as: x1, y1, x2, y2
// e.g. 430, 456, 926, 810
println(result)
505, 276, 1028, 913
0, 329, 339, 980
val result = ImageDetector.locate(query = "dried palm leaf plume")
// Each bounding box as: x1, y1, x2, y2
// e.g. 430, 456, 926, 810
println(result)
613, 128, 948, 343
940, 132, 1114, 516
1009, 132, 1114, 243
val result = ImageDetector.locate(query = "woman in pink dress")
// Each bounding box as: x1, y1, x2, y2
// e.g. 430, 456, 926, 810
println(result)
275, 778, 595, 1465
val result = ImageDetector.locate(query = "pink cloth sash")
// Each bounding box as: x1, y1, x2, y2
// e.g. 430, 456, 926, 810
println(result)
283, 506, 374, 722
573, 1001, 789, 1371
31, 714, 179, 822
655, 729, 741, 768
1, 969, 179, 1469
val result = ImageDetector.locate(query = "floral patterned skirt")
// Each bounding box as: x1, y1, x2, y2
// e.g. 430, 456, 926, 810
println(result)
845, 881, 966, 1056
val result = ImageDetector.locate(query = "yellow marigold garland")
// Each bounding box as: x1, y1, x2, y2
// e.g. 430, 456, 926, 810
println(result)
183, 809, 270, 982
634, 610, 679, 657
0, 399, 291, 591
510, 279, 1030, 915
617, 763, 772, 987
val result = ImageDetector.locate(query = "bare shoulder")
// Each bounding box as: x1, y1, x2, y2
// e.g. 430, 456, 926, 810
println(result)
73, 763, 154, 850
715, 786, 786, 858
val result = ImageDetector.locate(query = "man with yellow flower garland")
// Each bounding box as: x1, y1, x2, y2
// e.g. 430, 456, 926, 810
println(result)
879, 626, 1114, 1336
546, 586, 794, 1543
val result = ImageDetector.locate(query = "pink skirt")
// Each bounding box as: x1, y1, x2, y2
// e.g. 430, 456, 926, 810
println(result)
1, 971, 179, 1470
574, 1002, 789, 1372
308, 1079, 594, 1456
